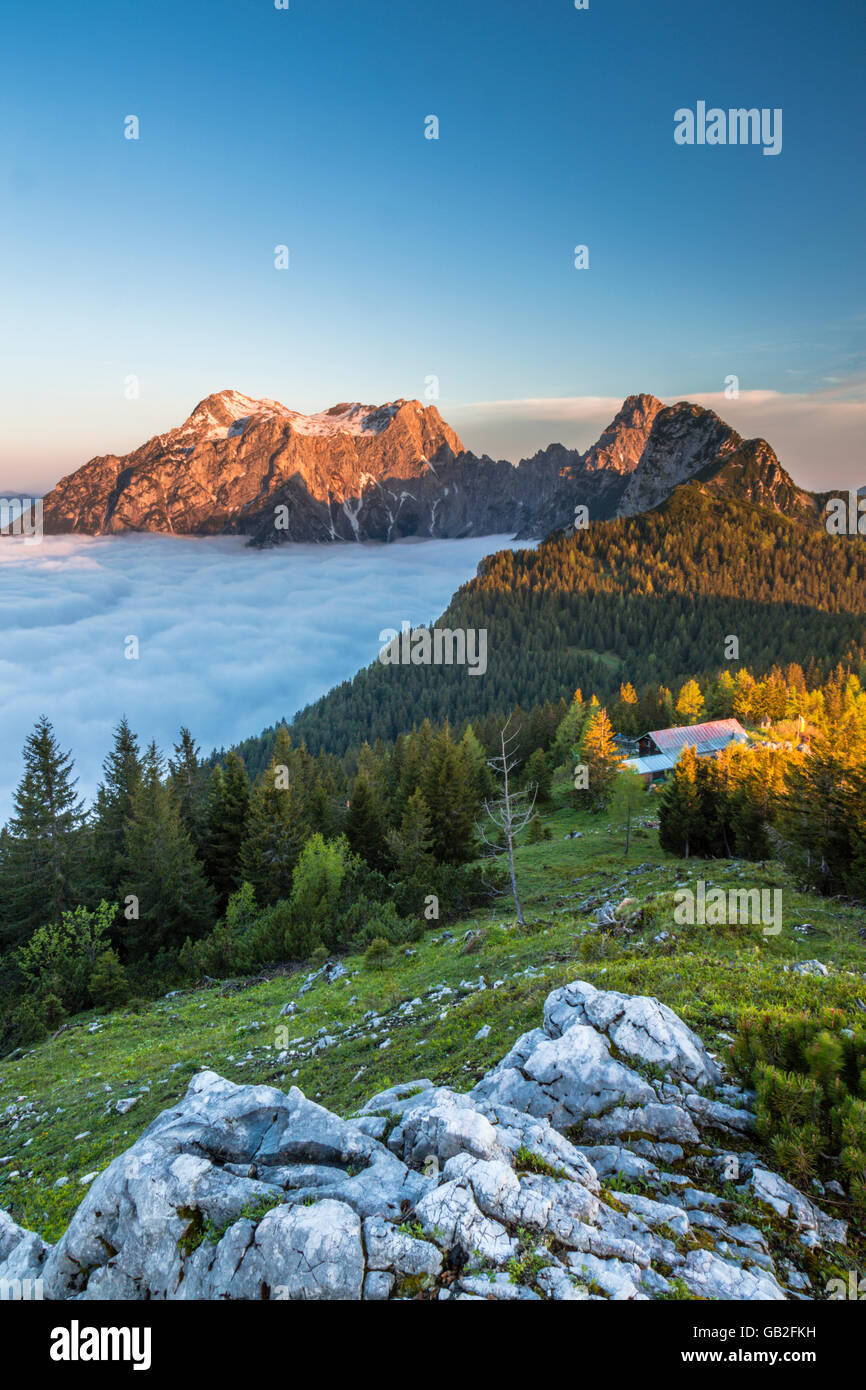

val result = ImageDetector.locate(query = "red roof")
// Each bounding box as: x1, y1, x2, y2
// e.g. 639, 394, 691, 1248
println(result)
644, 719, 747, 754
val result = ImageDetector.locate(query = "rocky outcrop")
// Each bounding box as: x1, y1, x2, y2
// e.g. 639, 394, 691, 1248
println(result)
614, 401, 741, 518
693, 438, 824, 524
514, 393, 665, 537
42, 392, 466, 541
41, 388, 590, 545
39, 389, 822, 545
0, 980, 847, 1300
472, 980, 726, 1146
0, 1208, 50, 1289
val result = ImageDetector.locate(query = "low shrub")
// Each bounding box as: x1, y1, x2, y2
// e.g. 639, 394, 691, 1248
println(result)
363, 937, 392, 971
733, 1007, 866, 1216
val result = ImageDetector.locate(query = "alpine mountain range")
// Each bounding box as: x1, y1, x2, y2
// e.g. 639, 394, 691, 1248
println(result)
38, 390, 854, 545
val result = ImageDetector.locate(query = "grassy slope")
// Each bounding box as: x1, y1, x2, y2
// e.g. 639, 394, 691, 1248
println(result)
2, 782, 865, 1283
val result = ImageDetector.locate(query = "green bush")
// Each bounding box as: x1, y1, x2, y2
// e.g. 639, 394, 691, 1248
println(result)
17, 901, 116, 1015
10, 991, 66, 1044
363, 937, 392, 971
88, 948, 129, 1007
180, 885, 293, 976
391, 861, 502, 923
733, 1007, 866, 1218
244, 899, 292, 965
577, 931, 610, 962
290, 835, 347, 934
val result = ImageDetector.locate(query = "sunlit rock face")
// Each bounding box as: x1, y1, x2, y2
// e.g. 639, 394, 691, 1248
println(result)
41, 389, 819, 545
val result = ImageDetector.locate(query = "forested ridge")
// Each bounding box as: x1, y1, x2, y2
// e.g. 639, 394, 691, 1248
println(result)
235, 487, 866, 768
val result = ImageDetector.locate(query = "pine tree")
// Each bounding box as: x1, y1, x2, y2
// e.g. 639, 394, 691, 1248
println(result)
91, 718, 143, 902
240, 729, 310, 903
523, 747, 552, 803
203, 751, 250, 908
675, 678, 705, 725
344, 776, 389, 871
386, 788, 435, 879
577, 707, 623, 812
553, 691, 587, 770
121, 743, 215, 956
168, 727, 208, 853
658, 745, 705, 857
421, 730, 477, 864
612, 681, 639, 735
0, 717, 87, 946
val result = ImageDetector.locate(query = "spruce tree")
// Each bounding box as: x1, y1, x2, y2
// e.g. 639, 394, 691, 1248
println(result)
392, 719, 435, 820
637, 684, 675, 732
168, 727, 208, 853
344, 775, 389, 871
121, 743, 215, 956
612, 682, 639, 735
460, 724, 495, 803
706, 670, 737, 719
421, 730, 477, 864
386, 787, 435, 880
1, 717, 87, 945
553, 691, 587, 770
203, 751, 250, 908
523, 748, 552, 803
240, 729, 309, 903
658, 745, 705, 857
847, 762, 866, 897
778, 738, 853, 893
305, 773, 339, 840
91, 717, 143, 902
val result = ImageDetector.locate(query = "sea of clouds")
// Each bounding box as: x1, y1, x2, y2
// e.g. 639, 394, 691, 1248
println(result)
0, 533, 520, 822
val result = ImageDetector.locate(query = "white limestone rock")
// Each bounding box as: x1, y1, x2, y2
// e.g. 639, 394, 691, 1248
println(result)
544, 980, 722, 1087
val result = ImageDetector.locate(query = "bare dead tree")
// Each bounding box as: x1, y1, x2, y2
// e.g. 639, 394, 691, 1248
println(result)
479, 716, 538, 926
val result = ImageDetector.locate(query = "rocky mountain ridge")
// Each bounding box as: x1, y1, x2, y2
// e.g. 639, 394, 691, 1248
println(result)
0, 977, 846, 1301
40, 390, 829, 544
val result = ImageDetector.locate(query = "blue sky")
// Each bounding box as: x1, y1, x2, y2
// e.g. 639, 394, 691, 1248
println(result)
1, 0, 864, 490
